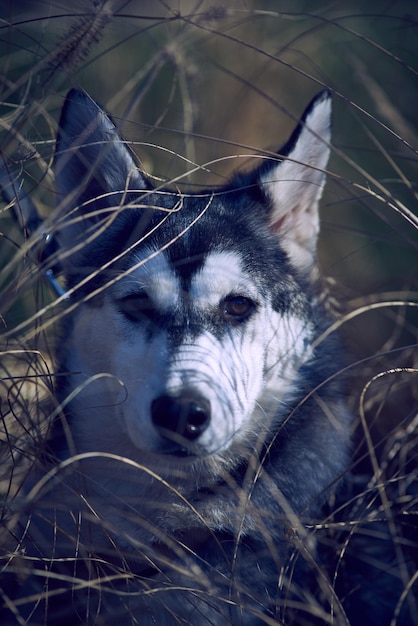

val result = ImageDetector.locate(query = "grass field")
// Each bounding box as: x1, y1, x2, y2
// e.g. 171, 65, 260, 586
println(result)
0, 2, 417, 624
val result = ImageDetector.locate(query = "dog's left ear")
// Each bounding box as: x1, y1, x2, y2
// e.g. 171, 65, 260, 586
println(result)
259, 91, 331, 273
54, 89, 150, 257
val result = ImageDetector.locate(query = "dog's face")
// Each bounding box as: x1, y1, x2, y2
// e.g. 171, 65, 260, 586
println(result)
64, 210, 314, 460
53, 89, 331, 463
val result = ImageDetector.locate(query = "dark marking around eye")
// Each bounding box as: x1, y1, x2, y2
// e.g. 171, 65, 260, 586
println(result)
220, 295, 256, 323
118, 293, 155, 322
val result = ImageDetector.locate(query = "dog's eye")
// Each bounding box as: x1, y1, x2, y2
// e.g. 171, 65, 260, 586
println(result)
221, 295, 256, 323
118, 293, 154, 322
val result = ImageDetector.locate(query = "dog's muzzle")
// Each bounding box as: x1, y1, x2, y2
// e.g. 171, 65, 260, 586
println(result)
151, 390, 211, 444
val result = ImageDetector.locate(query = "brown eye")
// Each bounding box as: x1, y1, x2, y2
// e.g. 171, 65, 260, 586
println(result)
221, 295, 256, 323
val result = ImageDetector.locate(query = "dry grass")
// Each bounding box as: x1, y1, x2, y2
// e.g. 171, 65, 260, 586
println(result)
0, 1, 417, 624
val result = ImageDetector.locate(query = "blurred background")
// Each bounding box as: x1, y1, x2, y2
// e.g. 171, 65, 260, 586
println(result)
0, 0, 417, 468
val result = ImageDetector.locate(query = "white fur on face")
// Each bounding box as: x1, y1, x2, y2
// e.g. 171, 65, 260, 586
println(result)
116, 246, 181, 310
189, 251, 260, 307
65, 248, 314, 459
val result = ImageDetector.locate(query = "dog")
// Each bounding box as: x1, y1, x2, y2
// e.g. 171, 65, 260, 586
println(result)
4, 89, 408, 625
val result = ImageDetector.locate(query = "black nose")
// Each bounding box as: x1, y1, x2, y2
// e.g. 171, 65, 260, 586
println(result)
151, 391, 211, 442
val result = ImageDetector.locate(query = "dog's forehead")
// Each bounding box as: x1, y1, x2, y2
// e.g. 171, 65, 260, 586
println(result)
117, 246, 258, 309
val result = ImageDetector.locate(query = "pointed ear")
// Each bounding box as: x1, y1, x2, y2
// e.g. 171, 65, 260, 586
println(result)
54, 89, 150, 250
259, 91, 331, 273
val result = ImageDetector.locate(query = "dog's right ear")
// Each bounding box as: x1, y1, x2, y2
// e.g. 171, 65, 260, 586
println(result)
54, 89, 150, 250
258, 91, 332, 274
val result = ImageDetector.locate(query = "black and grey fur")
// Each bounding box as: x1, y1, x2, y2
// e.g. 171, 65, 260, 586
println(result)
5, 90, 395, 625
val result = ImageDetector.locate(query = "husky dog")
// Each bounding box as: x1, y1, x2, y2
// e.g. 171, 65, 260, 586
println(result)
6, 90, 358, 625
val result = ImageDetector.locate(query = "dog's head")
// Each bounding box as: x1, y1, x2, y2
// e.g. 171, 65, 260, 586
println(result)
53, 89, 336, 465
